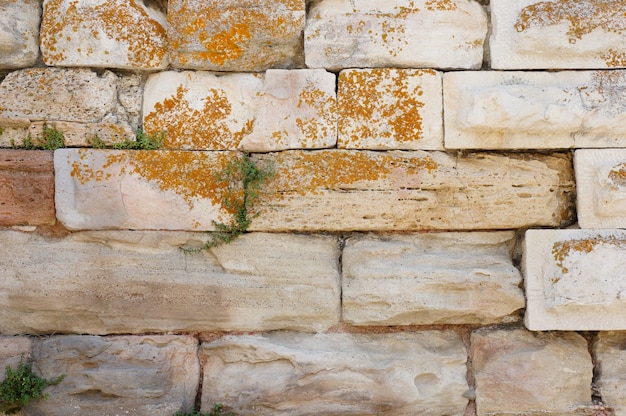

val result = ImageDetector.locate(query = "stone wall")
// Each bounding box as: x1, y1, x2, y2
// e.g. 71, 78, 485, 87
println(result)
1, 0, 626, 415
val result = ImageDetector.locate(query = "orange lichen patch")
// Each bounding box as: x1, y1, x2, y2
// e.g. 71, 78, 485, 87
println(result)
295, 85, 338, 142
603, 49, 626, 67
425, 0, 457, 11
551, 235, 623, 274
200, 23, 251, 65
607, 163, 626, 189
515, 0, 626, 44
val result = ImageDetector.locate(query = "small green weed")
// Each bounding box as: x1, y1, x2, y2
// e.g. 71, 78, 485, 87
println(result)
173, 403, 234, 416
87, 135, 107, 149
111, 129, 164, 150
9, 122, 64, 150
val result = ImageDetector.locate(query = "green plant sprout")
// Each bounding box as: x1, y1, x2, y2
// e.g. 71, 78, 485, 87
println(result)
111, 129, 165, 150
10, 121, 65, 150
173, 403, 234, 416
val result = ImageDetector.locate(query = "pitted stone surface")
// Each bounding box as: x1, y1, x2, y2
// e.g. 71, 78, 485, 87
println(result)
594, 332, 626, 415
201, 331, 468, 415
445, 70, 626, 149
0, 0, 40, 69
343, 232, 524, 325
524, 228, 626, 331
305, 0, 487, 70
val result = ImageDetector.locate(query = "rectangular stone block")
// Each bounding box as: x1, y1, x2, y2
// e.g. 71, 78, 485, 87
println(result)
338, 68, 443, 150
251, 150, 575, 232
305, 0, 487, 70
594, 332, 626, 415
343, 232, 524, 326
575, 149, 626, 228
0, 150, 55, 226
524, 229, 626, 330
0, 0, 40, 69
445, 70, 626, 150
491, 0, 626, 69
201, 331, 468, 415
0, 230, 340, 334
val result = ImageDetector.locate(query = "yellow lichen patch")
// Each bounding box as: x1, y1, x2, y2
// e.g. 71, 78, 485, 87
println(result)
551, 235, 623, 274
607, 163, 626, 189
295, 85, 338, 143
603, 49, 626, 67
425, 0, 457, 11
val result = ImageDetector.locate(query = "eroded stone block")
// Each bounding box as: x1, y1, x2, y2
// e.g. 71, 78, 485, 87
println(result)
594, 332, 626, 415
0, 0, 40, 69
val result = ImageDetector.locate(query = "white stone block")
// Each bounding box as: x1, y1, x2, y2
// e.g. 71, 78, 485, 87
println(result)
0, 0, 40, 69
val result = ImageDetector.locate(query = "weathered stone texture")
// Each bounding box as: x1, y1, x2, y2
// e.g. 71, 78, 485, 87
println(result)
472, 329, 593, 415
490, 0, 626, 69
201, 331, 468, 416
445, 70, 626, 150
343, 232, 524, 326
0, 150, 55, 226
168, 0, 305, 71
0, 336, 33, 381
338, 68, 443, 150
0, 0, 40, 69
28, 335, 199, 416
524, 228, 626, 331
0, 230, 340, 334
40, 0, 168, 70
250, 150, 575, 232
594, 332, 626, 415
305, 0, 487, 70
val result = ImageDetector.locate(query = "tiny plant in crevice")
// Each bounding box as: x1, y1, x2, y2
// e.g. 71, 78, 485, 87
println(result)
173, 403, 234, 416
111, 129, 165, 150
0, 356, 65, 415
86, 135, 107, 149
10, 122, 65, 150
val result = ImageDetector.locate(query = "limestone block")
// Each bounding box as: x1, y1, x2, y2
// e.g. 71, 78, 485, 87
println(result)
168, 0, 305, 71
338, 68, 443, 150
40, 0, 168, 70
0, 336, 33, 381
305, 0, 487, 70
472, 329, 593, 415
0, 230, 340, 334
445, 70, 626, 150
343, 232, 524, 326
28, 335, 199, 416
524, 228, 626, 331
250, 150, 575, 232
491, 0, 626, 69
575, 149, 626, 228
201, 331, 468, 415
594, 332, 626, 415
0, 150, 55, 226
0, 0, 40, 69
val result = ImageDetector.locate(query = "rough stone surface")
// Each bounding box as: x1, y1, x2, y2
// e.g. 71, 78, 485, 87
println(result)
251, 150, 576, 232
575, 149, 626, 228
0, 117, 30, 148
168, 0, 305, 71
343, 232, 524, 326
0, 336, 33, 381
201, 331, 468, 416
594, 332, 626, 415
40, 0, 168, 70
472, 329, 593, 415
28, 335, 199, 416
0, 230, 340, 334
305, 0, 487, 70
524, 228, 626, 331
0, 0, 40, 69
338, 68, 443, 150
490, 0, 626, 69
444, 70, 626, 149
0, 150, 55, 226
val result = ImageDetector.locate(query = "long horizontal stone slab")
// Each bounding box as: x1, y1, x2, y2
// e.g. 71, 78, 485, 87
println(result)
0, 230, 340, 334
444, 70, 626, 149
201, 331, 468, 415
524, 229, 626, 330
343, 232, 524, 326
251, 150, 576, 232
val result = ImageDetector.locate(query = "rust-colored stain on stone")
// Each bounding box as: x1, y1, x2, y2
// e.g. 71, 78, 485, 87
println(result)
551, 235, 624, 275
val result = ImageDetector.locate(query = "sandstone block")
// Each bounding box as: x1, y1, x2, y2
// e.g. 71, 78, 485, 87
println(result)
472, 329, 593, 415
201, 331, 468, 415
594, 332, 626, 415
0, 336, 33, 381
305, 0, 487, 70
445, 70, 626, 150
575, 149, 626, 228
0, 230, 340, 334
168, 0, 305, 71
250, 150, 575, 232
491, 0, 626, 69
28, 335, 199, 416
338, 68, 443, 150
0, 150, 55, 226
524, 228, 626, 331
40, 0, 168, 70
0, 0, 40, 69
343, 232, 524, 326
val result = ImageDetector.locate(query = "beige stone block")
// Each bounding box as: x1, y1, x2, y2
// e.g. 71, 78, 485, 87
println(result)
201, 331, 468, 415
594, 332, 626, 415
491, 0, 626, 69
40, 0, 168, 70
251, 150, 575, 232
0, 230, 340, 334
0, 0, 40, 69
524, 228, 626, 331
472, 329, 593, 415
338, 68, 443, 150
343, 232, 524, 326
305, 0, 487, 70
168, 0, 305, 71
445, 70, 626, 150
